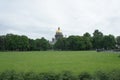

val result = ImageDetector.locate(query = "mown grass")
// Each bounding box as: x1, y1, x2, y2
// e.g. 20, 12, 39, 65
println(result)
0, 51, 120, 74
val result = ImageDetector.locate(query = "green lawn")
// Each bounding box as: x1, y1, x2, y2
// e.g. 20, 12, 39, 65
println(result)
0, 51, 120, 73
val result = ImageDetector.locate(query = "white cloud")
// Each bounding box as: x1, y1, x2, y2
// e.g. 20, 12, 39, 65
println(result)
0, 0, 120, 40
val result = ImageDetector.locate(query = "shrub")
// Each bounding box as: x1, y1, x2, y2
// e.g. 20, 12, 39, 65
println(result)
38, 72, 59, 80
0, 70, 16, 80
59, 71, 76, 80
78, 72, 92, 80
108, 70, 120, 80
118, 55, 120, 58
94, 71, 109, 80
0, 70, 120, 80
24, 72, 38, 80
0, 70, 25, 80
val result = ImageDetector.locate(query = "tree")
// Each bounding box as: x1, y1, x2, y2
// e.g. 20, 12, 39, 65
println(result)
35, 37, 50, 51
102, 35, 116, 49
116, 36, 120, 49
67, 36, 80, 50
54, 38, 67, 50
39, 37, 50, 50
108, 35, 116, 49
29, 39, 36, 51
83, 32, 93, 50
0, 36, 5, 51
5, 34, 29, 51
92, 30, 103, 49
83, 32, 91, 38
83, 37, 92, 50
5, 34, 17, 50
18, 35, 29, 51
54, 35, 93, 51
66, 36, 87, 50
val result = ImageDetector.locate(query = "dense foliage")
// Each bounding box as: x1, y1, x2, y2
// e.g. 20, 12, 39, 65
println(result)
0, 34, 50, 51
0, 70, 120, 80
54, 29, 117, 50
0, 29, 120, 51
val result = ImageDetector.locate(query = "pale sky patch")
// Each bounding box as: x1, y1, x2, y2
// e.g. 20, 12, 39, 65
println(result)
0, 0, 120, 40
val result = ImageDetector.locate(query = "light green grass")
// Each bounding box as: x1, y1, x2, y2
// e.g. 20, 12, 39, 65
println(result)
0, 51, 120, 73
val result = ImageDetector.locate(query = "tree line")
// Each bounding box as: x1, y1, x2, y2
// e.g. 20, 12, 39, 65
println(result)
0, 34, 50, 51
54, 29, 120, 50
0, 29, 120, 51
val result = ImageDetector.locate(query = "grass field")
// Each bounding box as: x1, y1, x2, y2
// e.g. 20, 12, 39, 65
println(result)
0, 51, 120, 74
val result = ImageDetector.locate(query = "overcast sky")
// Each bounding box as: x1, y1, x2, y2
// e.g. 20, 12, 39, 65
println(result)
0, 0, 120, 40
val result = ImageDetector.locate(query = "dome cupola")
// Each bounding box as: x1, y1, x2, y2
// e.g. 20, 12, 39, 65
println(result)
55, 27, 63, 40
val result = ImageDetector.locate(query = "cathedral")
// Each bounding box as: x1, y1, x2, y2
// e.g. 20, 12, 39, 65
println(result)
55, 27, 63, 40
50, 27, 63, 44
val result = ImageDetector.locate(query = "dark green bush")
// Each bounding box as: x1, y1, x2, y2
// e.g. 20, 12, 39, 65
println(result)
94, 71, 109, 80
38, 72, 59, 80
108, 70, 120, 80
11, 72, 24, 80
118, 55, 120, 58
59, 71, 77, 80
0, 70, 25, 80
24, 72, 38, 80
78, 72, 92, 80
0, 70, 120, 80
0, 70, 16, 80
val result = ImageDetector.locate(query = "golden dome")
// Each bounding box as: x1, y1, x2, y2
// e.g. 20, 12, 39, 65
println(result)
56, 27, 62, 33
